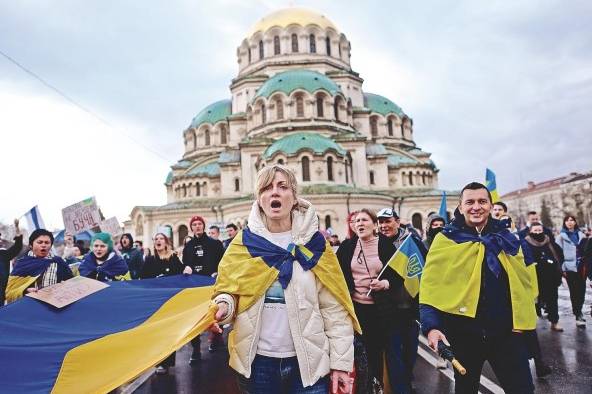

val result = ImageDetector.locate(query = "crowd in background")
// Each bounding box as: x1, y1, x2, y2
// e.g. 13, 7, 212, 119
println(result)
1, 177, 592, 394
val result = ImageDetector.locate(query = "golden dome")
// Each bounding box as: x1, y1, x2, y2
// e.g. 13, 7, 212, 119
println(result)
247, 7, 338, 37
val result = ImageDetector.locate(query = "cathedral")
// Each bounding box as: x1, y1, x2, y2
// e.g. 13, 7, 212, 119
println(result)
127, 7, 457, 246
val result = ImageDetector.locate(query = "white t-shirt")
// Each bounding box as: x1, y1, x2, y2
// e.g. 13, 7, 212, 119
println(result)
256, 230, 297, 358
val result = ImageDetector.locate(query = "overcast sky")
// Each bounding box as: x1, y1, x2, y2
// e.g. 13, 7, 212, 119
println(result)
1, 0, 590, 230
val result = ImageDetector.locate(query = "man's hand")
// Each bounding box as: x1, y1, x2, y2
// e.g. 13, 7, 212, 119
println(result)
369, 278, 389, 291
183, 266, 193, 275
427, 329, 449, 352
209, 302, 228, 334
330, 370, 353, 394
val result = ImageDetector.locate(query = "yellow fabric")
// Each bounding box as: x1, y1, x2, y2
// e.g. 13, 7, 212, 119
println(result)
5, 275, 38, 304
214, 231, 361, 333
114, 271, 132, 281
419, 233, 537, 330
51, 286, 216, 394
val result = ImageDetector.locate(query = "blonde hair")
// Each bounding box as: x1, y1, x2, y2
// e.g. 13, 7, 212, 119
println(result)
153, 233, 174, 260
255, 164, 298, 201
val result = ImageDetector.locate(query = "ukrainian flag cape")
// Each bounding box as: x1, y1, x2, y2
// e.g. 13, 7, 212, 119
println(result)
419, 217, 537, 330
0, 275, 216, 394
214, 228, 361, 333
5, 255, 71, 303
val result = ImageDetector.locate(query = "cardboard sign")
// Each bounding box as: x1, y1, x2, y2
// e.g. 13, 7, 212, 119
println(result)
99, 217, 122, 236
62, 197, 101, 235
26, 276, 109, 308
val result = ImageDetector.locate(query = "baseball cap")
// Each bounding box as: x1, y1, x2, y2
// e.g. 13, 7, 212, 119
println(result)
377, 208, 399, 219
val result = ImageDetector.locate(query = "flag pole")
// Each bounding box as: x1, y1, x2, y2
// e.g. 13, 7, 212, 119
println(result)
366, 236, 409, 297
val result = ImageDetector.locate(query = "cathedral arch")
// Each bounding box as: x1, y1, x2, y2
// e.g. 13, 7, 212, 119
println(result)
273, 35, 280, 55
301, 156, 311, 181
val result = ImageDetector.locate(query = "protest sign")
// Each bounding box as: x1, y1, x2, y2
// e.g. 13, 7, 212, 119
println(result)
99, 217, 122, 236
62, 197, 101, 234
26, 276, 109, 308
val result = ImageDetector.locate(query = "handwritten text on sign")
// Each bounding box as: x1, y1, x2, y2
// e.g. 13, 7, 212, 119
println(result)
26, 276, 109, 308
62, 197, 101, 234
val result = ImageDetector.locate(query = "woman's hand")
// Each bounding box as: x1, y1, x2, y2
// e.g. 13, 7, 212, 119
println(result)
25, 288, 37, 294
330, 370, 353, 393
183, 266, 193, 275
209, 302, 228, 334
369, 278, 389, 291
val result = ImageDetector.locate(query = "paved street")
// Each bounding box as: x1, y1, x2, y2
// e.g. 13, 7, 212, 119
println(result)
136, 281, 592, 393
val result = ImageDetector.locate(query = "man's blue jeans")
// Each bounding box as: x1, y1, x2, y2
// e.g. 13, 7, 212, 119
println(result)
385, 319, 419, 394
237, 355, 329, 394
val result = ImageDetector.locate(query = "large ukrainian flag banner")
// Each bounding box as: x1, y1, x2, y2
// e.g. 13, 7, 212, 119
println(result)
379, 235, 426, 297
485, 168, 500, 203
0, 275, 216, 394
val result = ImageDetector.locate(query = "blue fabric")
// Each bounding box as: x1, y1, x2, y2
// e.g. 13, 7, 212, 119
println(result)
0, 275, 214, 394
236, 354, 329, 394
242, 228, 326, 289
79, 252, 129, 281
442, 215, 522, 277
563, 229, 580, 247
11, 255, 71, 278
438, 191, 448, 224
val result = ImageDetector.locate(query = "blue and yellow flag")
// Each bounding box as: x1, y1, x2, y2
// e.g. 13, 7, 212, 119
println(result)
438, 191, 448, 224
485, 168, 500, 203
0, 275, 216, 394
380, 235, 426, 298
214, 228, 361, 333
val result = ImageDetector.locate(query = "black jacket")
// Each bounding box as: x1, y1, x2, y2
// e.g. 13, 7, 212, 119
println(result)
0, 235, 23, 305
182, 234, 224, 276
141, 253, 184, 279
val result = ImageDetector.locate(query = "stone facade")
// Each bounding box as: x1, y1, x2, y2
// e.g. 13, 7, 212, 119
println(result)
125, 8, 458, 246
502, 171, 592, 230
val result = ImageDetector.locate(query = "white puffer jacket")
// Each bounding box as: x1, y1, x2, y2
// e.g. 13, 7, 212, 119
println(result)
214, 199, 354, 387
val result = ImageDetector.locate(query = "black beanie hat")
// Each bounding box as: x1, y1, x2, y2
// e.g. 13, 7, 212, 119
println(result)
29, 229, 54, 246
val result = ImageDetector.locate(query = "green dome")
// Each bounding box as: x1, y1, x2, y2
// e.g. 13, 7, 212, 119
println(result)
254, 70, 341, 100
364, 93, 405, 117
263, 132, 346, 159
186, 162, 220, 177
190, 99, 231, 128
165, 171, 173, 186
388, 153, 418, 168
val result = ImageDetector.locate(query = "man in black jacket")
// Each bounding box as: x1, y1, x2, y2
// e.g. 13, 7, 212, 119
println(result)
377, 208, 425, 394
182, 215, 225, 363
0, 219, 23, 305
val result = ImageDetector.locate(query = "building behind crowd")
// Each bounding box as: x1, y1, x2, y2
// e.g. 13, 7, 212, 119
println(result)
502, 171, 592, 230
125, 7, 459, 246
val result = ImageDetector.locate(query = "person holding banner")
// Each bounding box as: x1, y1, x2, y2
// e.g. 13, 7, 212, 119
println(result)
141, 232, 185, 375
79, 232, 130, 282
210, 164, 358, 394
5, 229, 73, 303
336, 208, 401, 391
420, 182, 536, 394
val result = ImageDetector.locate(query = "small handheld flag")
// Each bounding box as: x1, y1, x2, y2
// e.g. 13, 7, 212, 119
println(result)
438, 191, 448, 224
485, 168, 500, 203
23, 205, 46, 231
374, 235, 426, 298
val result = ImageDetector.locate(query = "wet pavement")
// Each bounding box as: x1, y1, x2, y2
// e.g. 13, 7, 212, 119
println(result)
136, 281, 592, 393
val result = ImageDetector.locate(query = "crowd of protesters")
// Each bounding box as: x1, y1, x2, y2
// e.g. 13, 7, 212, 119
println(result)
1, 169, 592, 394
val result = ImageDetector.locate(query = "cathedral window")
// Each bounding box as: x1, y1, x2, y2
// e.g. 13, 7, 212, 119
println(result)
302, 157, 310, 181
277, 158, 284, 164
325, 37, 331, 56
220, 125, 227, 144
248, 47, 251, 63
334, 97, 341, 121
182, 184, 187, 197
291, 33, 299, 52
369, 171, 375, 185
345, 159, 349, 183
234, 178, 240, 192
408, 172, 413, 186
136, 215, 144, 236
327, 156, 334, 181
274, 36, 280, 55
422, 173, 426, 185
276, 99, 284, 120
260, 104, 266, 124
309, 34, 316, 53
259, 40, 264, 59
204, 129, 210, 146
296, 95, 304, 117
338, 43, 342, 58
387, 118, 394, 136
325, 215, 332, 230
370, 116, 378, 137
316, 95, 324, 117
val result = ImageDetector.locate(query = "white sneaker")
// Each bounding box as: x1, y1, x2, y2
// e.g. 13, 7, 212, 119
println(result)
155, 366, 168, 375
576, 315, 586, 327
